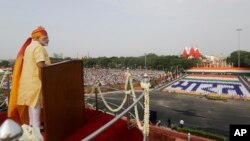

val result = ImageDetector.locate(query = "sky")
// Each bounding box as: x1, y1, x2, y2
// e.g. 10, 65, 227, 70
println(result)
0, 0, 249, 59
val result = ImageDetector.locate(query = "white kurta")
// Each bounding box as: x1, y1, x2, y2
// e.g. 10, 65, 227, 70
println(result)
17, 40, 51, 107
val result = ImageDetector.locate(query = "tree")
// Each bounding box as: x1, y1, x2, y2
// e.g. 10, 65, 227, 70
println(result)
81, 53, 200, 70
227, 50, 250, 67
0, 60, 10, 67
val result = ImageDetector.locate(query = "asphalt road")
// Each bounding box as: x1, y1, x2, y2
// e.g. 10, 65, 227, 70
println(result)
86, 91, 250, 137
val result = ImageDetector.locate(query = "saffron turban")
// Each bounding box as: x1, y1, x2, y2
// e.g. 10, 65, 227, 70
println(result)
31, 26, 48, 39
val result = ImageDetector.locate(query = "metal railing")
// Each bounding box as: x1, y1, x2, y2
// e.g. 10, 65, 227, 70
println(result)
0, 70, 11, 91
82, 92, 144, 141
0, 71, 10, 112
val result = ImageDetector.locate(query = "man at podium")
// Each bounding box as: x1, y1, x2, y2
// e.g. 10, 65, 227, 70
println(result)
8, 26, 51, 140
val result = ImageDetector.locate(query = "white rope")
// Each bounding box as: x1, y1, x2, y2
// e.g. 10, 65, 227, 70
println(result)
141, 82, 150, 136
90, 71, 151, 138
129, 73, 151, 137
129, 76, 143, 130
91, 72, 131, 113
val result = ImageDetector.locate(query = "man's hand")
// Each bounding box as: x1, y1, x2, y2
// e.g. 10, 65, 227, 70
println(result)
37, 61, 46, 80
37, 61, 46, 68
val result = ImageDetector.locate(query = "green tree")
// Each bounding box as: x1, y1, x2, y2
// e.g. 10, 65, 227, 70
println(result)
82, 53, 200, 70
227, 50, 250, 67
0, 60, 10, 67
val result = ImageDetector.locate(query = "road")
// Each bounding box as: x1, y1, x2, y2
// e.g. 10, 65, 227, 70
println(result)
86, 91, 250, 137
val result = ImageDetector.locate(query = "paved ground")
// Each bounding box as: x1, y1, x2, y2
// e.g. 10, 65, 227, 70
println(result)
86, 90, 250, 137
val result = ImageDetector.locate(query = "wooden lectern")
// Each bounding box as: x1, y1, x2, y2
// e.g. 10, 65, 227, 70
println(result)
41, 60, 85, 141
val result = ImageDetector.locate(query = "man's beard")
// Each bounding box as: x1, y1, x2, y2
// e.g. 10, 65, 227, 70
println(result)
41, 42, 48, 46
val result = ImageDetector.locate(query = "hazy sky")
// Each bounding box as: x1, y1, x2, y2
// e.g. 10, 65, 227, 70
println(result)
0, 0, 249, 59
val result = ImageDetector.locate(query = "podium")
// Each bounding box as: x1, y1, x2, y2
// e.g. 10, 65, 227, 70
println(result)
41, 60, 85, 141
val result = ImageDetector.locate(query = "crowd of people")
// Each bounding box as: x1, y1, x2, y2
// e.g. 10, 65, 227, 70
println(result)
84, 68, 166, 86
1, 68, 169, 89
